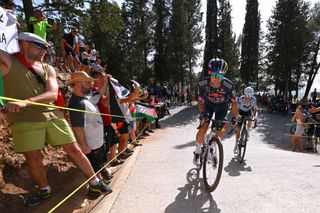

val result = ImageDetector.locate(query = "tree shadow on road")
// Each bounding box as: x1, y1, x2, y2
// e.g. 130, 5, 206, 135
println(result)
165, 168, 221, 213
253, 111, 293, 151
160, 106, 199, 128
224, 158, 252, 177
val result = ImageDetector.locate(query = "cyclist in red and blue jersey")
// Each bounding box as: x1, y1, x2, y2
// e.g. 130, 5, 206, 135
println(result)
193, 58, 238, 166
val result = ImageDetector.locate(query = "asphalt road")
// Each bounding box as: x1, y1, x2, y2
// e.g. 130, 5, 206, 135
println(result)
91, 106, 320, 213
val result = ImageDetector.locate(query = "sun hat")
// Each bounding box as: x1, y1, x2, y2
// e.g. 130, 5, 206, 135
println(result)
69, 71, 97, 85
18, 32, 50, 47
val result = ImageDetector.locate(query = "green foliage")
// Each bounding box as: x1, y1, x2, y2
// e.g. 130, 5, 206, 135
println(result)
266, 0, 311, 95
82, 0, 125, 79
240, 0, 260, 87
216, 0, 240, 83
202, 0, 218, 75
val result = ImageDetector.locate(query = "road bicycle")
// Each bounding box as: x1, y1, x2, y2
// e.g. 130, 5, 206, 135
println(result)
236, 116, 250, 163
196, 119, 224, 192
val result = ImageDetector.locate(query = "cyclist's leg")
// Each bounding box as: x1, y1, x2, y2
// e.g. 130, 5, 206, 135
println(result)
194, 105, 212, 166
214, 103, 228, 138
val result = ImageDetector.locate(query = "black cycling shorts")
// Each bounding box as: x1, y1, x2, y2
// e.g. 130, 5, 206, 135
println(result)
237, 110, 252, 127
203, 101, 228, 122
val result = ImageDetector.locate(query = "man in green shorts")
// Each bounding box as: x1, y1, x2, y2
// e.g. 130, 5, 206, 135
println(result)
0, 32, 110, 207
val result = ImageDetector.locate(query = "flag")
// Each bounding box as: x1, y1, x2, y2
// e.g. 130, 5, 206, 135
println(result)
109, 78, 131, 123
135, 102, 158, 122
0, 7, 20, 53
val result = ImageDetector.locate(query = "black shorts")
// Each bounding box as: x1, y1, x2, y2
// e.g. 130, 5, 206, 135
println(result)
237, 110, 252, 127
306, 125, 320, 137
104, 125, 119, 147
118, 122, 129, 134
203, 101, 228, 121
86, 145, 106, 173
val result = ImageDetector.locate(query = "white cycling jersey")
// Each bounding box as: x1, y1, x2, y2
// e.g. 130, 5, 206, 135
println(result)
237, 95, 257, 112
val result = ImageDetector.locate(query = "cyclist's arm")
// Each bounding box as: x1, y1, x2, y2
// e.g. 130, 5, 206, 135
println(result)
230, 98, 238, 118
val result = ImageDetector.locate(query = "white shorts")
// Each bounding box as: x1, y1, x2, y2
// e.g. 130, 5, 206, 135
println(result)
294, 125, 304, 136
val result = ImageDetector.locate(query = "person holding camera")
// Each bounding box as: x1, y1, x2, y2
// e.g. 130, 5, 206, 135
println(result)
29, 9, 57, 41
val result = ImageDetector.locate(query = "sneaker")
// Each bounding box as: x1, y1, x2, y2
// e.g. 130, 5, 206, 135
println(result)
110, 158, 124, 167
125, 148, 134, 154
89, 180, 113, 195
119, 152, 132, 160
148, 129, 154, 133
24, 188, 52, 207
142, 132, 150, 136
193, 152, 200, 166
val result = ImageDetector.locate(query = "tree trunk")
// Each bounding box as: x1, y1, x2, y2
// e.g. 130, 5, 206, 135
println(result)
304, 36, 320, 99
22, 0, 34, 32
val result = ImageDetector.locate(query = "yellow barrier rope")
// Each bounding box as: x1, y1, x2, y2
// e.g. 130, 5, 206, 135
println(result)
0, 95, 153, 212
48, 125, 148, 213
0, 96, 127, 118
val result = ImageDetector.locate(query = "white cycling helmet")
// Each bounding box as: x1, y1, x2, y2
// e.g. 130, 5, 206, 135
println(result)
244, 87, 254, 98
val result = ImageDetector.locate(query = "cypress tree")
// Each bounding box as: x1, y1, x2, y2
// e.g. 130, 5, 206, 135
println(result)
240, 0, 260, 87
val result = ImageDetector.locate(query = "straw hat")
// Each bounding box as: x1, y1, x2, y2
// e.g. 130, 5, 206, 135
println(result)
69, 71, 96, 85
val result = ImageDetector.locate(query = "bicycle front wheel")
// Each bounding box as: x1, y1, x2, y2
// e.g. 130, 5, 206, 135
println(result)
238, 128, 248, 163
203, 136, 224, 192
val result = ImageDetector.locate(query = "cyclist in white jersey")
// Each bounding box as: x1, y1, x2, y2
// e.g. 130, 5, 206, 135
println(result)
234, 87, 258, 154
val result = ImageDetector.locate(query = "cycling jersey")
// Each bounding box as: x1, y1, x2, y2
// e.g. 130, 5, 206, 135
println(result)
198, 77, 235, 105
237, 95, 257, 112
198, 77, 235, 121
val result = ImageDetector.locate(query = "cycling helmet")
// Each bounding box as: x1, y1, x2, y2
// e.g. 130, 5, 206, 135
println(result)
208, 58, 228, 74
244, 87, 254, 98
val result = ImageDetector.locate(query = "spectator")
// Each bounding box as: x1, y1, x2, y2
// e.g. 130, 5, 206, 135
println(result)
290, 94, 298, 114
79, 44, 91, 64
60, 27, 81, 71
29, 9, 57, 41
91, 71, 124, 169
311, 88, 317, 103
91, 59, 105, 72
0, 32, 111, 207
291, 105, 306, 152
88, 42, 99, 63
81, 58, 92, 75
68, 71, 113, 189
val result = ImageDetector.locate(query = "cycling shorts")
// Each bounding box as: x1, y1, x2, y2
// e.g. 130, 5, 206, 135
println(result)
237, 110, 253, 127
203, 101, 228, 122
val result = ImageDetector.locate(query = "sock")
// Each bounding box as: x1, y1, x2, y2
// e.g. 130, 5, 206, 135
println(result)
40, 185, 51, 192
195, 143, 202, 154
90, 177, 100, 186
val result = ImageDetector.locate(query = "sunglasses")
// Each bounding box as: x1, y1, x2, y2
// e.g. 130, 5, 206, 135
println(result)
211, 73, 224, 79
29, 42, 47, 50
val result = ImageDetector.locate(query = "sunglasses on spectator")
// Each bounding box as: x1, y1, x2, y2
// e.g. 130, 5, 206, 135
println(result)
211, 73, 224, 79
29, 42, 47, 50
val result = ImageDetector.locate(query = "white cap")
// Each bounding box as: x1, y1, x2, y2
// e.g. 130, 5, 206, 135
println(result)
17, 32, 50, 47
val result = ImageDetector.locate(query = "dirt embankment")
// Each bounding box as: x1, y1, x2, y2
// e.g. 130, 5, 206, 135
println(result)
0, 69, 89, 212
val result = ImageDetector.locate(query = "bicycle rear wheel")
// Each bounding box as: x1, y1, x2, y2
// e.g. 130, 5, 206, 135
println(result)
238, 128, 248, 163
203, 137, 223, 192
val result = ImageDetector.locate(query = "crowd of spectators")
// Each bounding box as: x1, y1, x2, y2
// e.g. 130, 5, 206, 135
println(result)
0, 2, 184, 208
